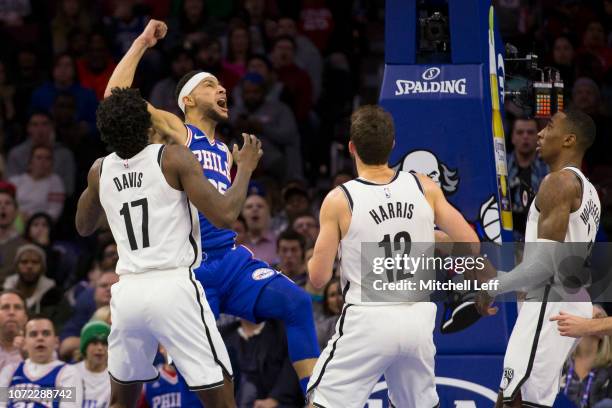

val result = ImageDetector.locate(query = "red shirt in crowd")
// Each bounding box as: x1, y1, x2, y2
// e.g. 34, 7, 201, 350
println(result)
76, 58, 117, 100
299, 0, 334, 52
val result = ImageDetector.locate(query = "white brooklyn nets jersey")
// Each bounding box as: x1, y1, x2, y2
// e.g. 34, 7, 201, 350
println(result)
99, 144, 201, 275
338, 171, 435, 305
501, 172, 599, 406
525, 166, 601, 243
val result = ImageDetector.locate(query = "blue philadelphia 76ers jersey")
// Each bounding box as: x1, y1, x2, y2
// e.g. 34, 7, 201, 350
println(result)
142, 366, 202, 408
8, 362, 64, 408
185, 124, 237, 254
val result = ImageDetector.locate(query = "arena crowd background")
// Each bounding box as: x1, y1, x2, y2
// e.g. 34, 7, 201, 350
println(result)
0, 0, 610, 407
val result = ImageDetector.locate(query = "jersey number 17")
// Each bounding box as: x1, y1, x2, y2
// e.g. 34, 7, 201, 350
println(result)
119, 198, 150, 250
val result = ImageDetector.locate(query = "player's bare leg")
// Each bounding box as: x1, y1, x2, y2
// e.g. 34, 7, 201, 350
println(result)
110, 380, 142, 408
195, 373, 236, 408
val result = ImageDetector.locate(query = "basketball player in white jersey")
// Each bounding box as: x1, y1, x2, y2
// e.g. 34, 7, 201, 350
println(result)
306, 105, 479, 408
75, 87, 262, 408
476, 109, 601, 408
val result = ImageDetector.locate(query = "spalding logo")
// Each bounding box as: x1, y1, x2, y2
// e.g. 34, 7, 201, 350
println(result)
422, 67, 441, 80
252, 268, 276, 281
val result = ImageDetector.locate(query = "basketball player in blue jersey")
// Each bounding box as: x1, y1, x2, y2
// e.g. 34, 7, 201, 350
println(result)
105, 19, 320, 394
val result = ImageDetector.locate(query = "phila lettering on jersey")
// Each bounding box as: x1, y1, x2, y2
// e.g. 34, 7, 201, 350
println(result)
184, 124, 236, 254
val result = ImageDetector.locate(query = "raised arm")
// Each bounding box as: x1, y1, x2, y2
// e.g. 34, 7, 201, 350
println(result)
75, 159, 105, 236
163, 134, 262, 228
104, 19, 187, 145
308, 188, 348, 288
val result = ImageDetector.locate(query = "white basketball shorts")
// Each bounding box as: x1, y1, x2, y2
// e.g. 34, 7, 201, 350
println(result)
501, 293, 591, 407
107, 268, 232, 390
307, 302, 439, 408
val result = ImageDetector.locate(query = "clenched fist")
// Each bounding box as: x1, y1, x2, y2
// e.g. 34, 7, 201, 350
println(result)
138, 19, 167, 48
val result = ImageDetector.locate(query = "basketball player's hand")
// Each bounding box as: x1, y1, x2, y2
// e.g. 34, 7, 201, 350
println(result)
233, 133, 263, 173
474, 290, 498, 316
550, 311, 592, 338
138, 19, 167, 48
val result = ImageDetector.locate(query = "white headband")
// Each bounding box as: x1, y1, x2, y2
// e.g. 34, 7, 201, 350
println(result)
177, 72, 212, 114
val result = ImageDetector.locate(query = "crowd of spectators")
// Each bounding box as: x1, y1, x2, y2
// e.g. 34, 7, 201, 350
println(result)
0, 1, 364, 406
0, 0, 609, 407
498, 0, 612, 238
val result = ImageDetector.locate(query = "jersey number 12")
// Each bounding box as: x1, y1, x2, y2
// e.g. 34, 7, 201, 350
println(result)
119, 198, 150, 250
378, 231, 412, 282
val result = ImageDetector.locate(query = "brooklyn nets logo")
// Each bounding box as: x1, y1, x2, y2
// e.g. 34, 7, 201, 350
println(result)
500, 367, 514, 390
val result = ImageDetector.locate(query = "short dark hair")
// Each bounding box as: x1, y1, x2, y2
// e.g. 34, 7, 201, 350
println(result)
247, 53, 272, 70
26, 315, 56, 335
0, 187, 16, 204
277, 228, 306, 255
25, 212, 54, 243
293, 211, 316, 222
0, 289, 28, 311
562, 109, 596, 150
350, 105, 395, 165
512, 116, 537, 133
29, 145, 53, 162
97, 87, 151, 159
175, 70, 200, 106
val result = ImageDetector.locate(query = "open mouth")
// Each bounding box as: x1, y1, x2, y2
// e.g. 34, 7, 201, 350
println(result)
35, 345, 46, 351
216, 98, 227, 110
